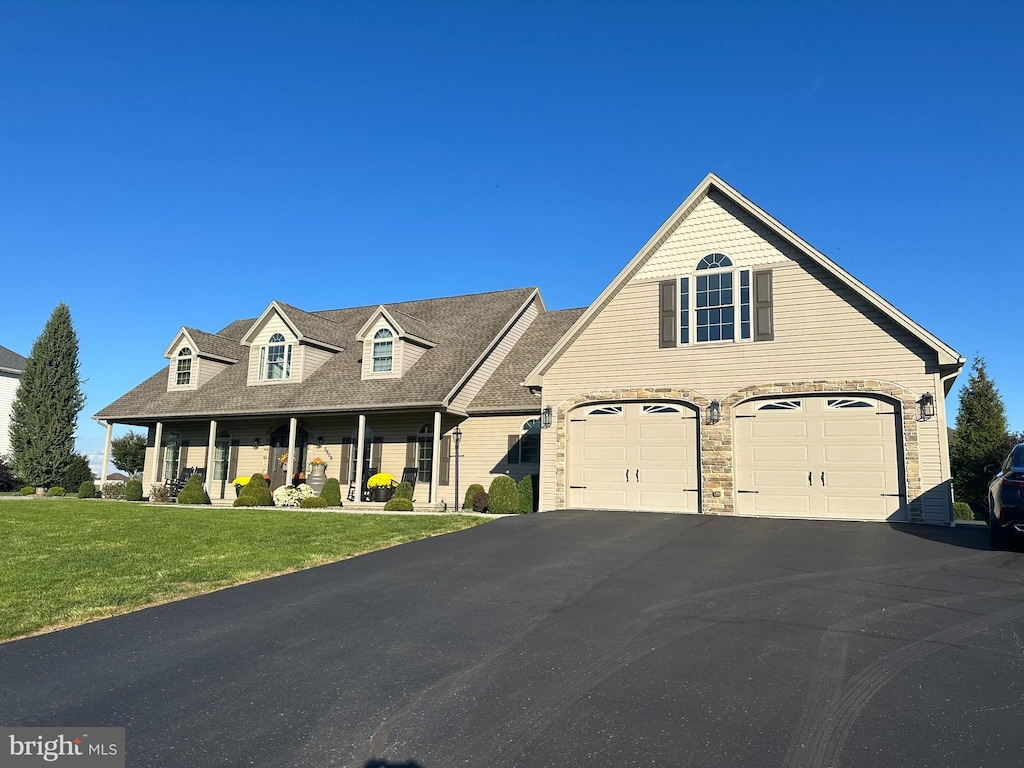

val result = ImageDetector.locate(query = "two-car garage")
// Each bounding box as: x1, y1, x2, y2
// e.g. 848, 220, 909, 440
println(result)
565, 395, 905, 521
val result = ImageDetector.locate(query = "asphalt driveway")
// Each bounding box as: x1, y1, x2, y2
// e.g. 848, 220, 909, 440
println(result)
1, 511, 1022, 767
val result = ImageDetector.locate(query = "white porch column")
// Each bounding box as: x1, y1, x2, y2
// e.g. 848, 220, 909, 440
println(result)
287, 417, 298, 482
205, 420, 218, 497
430, 410, 442, 504
354, 414, 367, 501
151, 421, 163, 487
101, 422, 113, 485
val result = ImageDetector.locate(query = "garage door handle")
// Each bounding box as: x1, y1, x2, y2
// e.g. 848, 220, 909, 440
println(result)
821, 472, 826, 487
570, 485, 586, 489
625, 469, 629, 482
636, 469, 640, 482
808, 472, 812, 487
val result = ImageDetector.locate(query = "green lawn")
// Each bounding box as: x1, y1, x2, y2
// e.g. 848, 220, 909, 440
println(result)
0, 498, 486, 641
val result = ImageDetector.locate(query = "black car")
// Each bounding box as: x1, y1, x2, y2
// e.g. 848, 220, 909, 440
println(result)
988, 443, 1024, 548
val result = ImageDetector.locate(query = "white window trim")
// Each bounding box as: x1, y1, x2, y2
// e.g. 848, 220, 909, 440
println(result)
372, 328, 394, 373
258, 333, 293, 382
677, 260, 752, 346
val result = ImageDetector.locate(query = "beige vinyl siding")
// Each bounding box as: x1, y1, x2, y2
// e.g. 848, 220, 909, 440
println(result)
300, 344, 334, 380
247, 314, 298, 385
449, 298, 541, 412
0, 371, 19, 456
400, 342, 428, 376
197, 358, 230, 387
540, 209, 946, 513
455, 414, 541, 504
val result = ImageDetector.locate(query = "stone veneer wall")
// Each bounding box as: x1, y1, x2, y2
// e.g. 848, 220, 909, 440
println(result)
552, 379, 924, 522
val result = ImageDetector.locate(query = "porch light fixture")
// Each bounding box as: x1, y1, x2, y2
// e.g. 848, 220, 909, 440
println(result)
252, 437, 260, 450
541, 407, 553, 429
316, 436, 324, 448
918, 392, 936, 421
708, 400, 722, 425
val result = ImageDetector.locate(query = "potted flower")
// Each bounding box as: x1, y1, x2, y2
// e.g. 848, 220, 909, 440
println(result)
231, 476, 251, 497
366, 472, 397, 502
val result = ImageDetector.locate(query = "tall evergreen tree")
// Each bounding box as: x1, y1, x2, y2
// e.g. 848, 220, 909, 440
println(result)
9, 303, 86, 486
950, 356, 1009, 508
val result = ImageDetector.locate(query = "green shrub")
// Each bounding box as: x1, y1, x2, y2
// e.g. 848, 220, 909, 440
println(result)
102, 482, 126, 500
488, 475, 518, 514
464, 483, 484, 510
125, 480, 143, 501
77, 480, 96, 499
517, 475, 534, 514
176, 474, 210, 505
21, 486, 35, 496
149, 484, 170, 503
953, 501, 975, 521
0, 455, 19, 492
320, 477, 342, 506
394, 481, 414, 500
301, 496, 329, 509
383, 496, 414, 511
47, 486, 66, 497
233, 495, 259, 507
237, 473, 273, 507
472, 490, 488, 513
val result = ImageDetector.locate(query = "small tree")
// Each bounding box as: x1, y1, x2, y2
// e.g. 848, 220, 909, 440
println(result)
60, 454, 94, 492
518, 475, 535, 514
110, 430, 147, 478
488, 475, 519, 514
0, 455, 18, 492
951, 356, 1009, 508
9, 304, 85, 486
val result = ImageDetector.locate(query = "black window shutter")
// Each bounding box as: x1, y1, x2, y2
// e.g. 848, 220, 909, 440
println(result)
659, 280, 677, 348
228, 440, 239, 484
438, 436, 451, 486
405, 436, 417, 467
340, 438, 352, 482
753, 270, 774, 342
507, 434, 520, 464
180, 440, 189, 475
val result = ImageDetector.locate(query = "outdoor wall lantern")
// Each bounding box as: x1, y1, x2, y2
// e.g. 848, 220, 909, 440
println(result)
918, 392, 936, 421
541, 406, 553, 429
316, 436, 324, 448
252, 437, 260, 450
708, 400, 722, 425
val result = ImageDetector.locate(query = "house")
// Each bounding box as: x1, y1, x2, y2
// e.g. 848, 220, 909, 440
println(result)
0, 345, 28, 457
97, 173, 964, 524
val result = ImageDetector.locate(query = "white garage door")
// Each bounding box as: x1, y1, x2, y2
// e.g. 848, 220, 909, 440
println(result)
734, 396, 904, 521
568, 402, 699, 513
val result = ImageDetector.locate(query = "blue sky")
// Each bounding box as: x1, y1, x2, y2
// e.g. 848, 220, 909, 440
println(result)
2, 1, 1021, 475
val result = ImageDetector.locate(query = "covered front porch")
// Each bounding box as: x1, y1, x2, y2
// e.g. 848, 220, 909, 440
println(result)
102, 408, 462, 507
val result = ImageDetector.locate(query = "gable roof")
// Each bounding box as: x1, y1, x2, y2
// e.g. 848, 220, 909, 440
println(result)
0, 345, 27, 375
468, 308, 586, 413
96, 288, 539, 422
163, 328, 241, 363
525, 173, 964, 386
356, 306, 436, 346
240, 301, 347, 351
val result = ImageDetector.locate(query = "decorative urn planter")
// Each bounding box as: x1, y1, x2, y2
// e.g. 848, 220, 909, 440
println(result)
307, 464, 328, 496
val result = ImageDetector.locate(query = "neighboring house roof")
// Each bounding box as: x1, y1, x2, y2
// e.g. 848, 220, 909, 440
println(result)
468, 308, 586, 413
96, 288, 539, 422
0, 345, 27, 375
525, 173, 965, 387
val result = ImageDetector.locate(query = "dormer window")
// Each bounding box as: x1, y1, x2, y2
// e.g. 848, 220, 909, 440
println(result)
372, 329, 394, 373
176, 347, 193, 385
259, 333, 293, 381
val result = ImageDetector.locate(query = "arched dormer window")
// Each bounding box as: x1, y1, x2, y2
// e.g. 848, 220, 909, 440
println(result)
679, 253, 751, 344
259, 332, 293, 381
176, 347, 193, 385
373, 328, 394, 373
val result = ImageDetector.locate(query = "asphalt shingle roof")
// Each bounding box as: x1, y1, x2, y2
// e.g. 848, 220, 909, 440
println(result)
274, 302, 349, 348
386, 308, 435, 344
183, 328, 241, 362
0, 345, 27, 374
468, 308, 586, 412
96, 288, 538, 421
